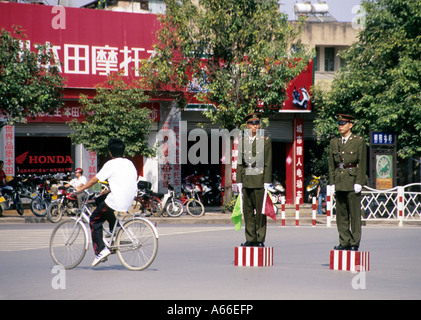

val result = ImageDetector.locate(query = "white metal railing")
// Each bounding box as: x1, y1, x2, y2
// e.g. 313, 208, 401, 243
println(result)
326, 183, 421, 227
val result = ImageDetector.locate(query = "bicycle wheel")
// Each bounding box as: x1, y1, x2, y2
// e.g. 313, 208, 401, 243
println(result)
166, 200, 183, 217
116, 218, 158, 271
186, 199, 205, 217
50, 219, 88, 269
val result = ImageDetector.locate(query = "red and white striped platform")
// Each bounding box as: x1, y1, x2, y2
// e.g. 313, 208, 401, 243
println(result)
234, 246, 273, 267
330, 250, 370, 271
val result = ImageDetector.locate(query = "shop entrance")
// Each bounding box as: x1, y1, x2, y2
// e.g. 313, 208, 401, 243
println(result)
181, 136, 222, 206
272, 141, 287, 190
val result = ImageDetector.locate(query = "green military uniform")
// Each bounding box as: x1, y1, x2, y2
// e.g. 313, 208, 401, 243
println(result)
237, 114, 272, 246
329, 114, 367, 250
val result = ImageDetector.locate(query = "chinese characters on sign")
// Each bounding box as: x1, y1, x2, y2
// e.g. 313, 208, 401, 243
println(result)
231, 136, 239, 184
294, 118, 304, 204
371, 132, 394, 145
158, 107, 181, 194
23, 40, 154, 80
24, 41, 147, 77
27, 101, 160, 123
1, 125, 15, 177
27, 101, 83, 123
87, 151, 97, 180
64, 44, 153, 76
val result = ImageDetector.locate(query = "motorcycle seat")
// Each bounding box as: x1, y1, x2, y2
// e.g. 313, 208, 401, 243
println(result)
151, 191, 164, 198
143, 189, 163, 198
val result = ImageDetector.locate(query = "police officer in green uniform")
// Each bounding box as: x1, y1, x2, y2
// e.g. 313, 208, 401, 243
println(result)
236, 113, 272, 247
329, 114, 367, 251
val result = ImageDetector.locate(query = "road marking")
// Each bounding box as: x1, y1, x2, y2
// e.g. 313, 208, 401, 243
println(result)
0, 229, 52, 252
0, 225, 233, 252
158, 226, 232, 237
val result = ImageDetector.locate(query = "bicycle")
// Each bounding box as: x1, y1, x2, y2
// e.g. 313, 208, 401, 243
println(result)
176, 188, 205, 217
49, 197, 159, 271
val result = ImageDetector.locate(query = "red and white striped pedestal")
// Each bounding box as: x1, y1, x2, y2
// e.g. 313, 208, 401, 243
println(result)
234, 246, 273, 267
330, 250, 370, 271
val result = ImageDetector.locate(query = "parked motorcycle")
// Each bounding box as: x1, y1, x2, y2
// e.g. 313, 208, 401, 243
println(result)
162, 183, 183, 217
13, 174, 36, 200
183, 173, 203, 194
135, 180, 163, 217
0, 192, 4, 216
267, 173, 285, 204
0, 176, 24, 215
47, 186, 96, 223
182, 172, 222, 206
30, 175, 58, 217
305, 174, 320, 203
135, 181, 183, 218
199, 174, 222, 206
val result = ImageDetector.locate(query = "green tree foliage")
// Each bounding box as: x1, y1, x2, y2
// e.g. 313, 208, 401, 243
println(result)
69, 73, 155, 157
314, 0, 421, 159
140, 0, 312, 201
0, 27, 65, 125
141, 0, 312, 130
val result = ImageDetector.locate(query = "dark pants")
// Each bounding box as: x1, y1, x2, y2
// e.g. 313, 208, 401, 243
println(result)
76, 191, 88, 209
335, 191, 362, 247
242, 187, 267, 243
90, 198, 116, 255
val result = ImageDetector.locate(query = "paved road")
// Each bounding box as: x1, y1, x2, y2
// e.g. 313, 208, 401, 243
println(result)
0, 223, 420, 302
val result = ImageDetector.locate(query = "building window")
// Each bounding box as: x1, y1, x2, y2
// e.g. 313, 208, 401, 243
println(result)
314, 46, 320, 71
140, 0, 149, 10
324, 47, 335, 72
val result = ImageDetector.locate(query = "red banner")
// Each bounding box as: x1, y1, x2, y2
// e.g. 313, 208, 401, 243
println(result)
294, 118, 304, 203
0, 3, 159, 89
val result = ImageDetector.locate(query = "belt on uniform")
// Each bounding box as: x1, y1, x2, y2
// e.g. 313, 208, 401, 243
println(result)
246, 162, 256, 168
337, 163, 357, 169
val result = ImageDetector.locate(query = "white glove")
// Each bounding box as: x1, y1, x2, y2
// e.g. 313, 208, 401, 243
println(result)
354, 184, 362, 194
236, 183, 243, 192
264, 183, 271, 190
330, 184, 335, 195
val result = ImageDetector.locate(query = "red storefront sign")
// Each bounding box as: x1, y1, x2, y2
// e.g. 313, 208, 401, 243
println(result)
0, 3, 159, 89
0, 3, 162, 123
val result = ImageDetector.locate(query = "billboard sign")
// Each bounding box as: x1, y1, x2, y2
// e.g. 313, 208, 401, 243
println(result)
0, 3, 159, 89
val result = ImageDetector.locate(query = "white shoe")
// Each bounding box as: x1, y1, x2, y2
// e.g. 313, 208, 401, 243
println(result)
92, 248, 111, 267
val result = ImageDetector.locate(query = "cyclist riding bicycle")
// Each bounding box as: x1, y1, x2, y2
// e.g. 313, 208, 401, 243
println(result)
76, 138, 138, 267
